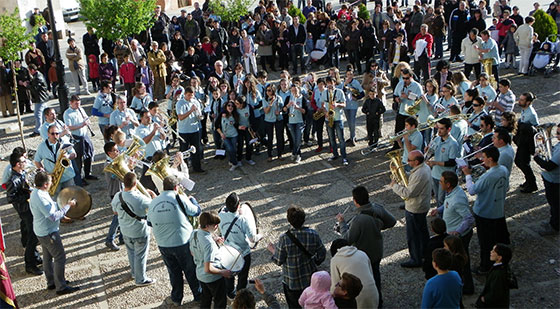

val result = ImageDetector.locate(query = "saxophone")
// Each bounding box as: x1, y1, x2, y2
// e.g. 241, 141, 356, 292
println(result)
48, 148, 71, 196
327, 89, 335, 128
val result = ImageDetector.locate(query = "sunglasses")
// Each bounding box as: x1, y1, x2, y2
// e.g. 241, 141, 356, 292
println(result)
266, 89, 273, 92
472, 104, 481, 107
403, 77, 411, 80
50, 132, 60, 135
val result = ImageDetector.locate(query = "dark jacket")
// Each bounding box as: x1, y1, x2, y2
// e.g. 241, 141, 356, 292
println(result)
430, 14, 446, 37
82, 32, 100, 57
99, 62, 116, 82
0, 66, 12, 97
170, 37, 187, 60
388, 41, 410, 63
449, 8, 470, 38
361, 25, 379, 49
362, 97, 386, 120
6, 170, 31, 210
288, 24, 307, 45
344, 28, 361, 51
422, 233, 448, 280
468, 17, 487, 33
30, 71, 49, 103
477, 264, 510, 308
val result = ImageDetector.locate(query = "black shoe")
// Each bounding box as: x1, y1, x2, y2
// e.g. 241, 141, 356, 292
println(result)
400, 260, 421, 268
520, 185, 538, 193
105, 241, 120, 251
47, 280, 70, 290
81, 179, 89, 187
36, 257, 43, 265
29, 132, 40, 137
193, 169, 207, 174
56, 286, 80, 295
85, 175, 99, 180
26, 266, 43, 276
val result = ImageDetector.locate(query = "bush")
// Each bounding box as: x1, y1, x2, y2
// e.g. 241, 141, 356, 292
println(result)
357, 4, 370, 21
533, 9, 557, 42
288, 5, 306, 24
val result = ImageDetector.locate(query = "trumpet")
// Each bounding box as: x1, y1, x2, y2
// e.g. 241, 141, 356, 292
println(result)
169, 145, 197, 165
458, 143, 494, 161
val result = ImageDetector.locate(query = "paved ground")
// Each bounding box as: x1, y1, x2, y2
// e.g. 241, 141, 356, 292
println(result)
1, 2, 559, 309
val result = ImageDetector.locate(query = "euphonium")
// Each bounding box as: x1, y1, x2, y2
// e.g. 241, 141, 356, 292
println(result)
327, 89, 335, 128
481, 58, 497, 88
534, 123, 555, 161
386, 149, 409, 188
103, 152, 150, 198
48, 148, 71, 196
406, 97, 423, 116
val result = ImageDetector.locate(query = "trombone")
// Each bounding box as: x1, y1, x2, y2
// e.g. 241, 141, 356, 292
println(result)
156, 111, 185, 143
458, 143, 494, 161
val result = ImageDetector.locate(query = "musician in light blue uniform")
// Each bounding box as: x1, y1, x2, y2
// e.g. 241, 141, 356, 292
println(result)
91, 80, 114, 135
449, 105, 469, 147
477, 30, 500, 83
176, 87, 204, 173
232, 64, 246, 95
234, 97, 255, 165
130, 83, 153, 113
136, 110, 166, 192
419, 80, 438, 144
393, 69, 423, 147
321, 76, 349, 166
216, 102, 240, 171
284, 85, 307, 163
342, 70, 365, 146
277, 78, 293, 151
111, 172, 154, 286
467, 97, 488, 134
40, 108, 71, 144
148, 175, 202, 305
426, 118, 459, 207
475, 73, 497, 104
493, 128, 515, 177
244, 78, 264, 150
64, 95, 94, 187
263, 84, 285, 161
312, 79, 327, 152
218, 193, 259, 299
439, 83, 459, 111
34, 125, 76, 194
399, 117, 424, 172
110, 95, 140, 138
302, 73, 317, 146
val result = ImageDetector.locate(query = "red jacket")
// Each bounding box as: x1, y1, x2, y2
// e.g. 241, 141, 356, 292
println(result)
87, 54, 99, 79
412, 32, 433, 58
120, 62, 136, 84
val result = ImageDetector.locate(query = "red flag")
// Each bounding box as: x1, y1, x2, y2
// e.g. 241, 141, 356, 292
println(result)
0, 219, 18, 308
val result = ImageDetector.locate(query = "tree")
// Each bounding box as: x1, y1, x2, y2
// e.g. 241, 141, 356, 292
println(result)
208, 0, 252, 25
288, 5, 306, 24
358, 4, 370, 21
532, 9, 558, 42
0, 8, 36, 151
79, 0, 156, 42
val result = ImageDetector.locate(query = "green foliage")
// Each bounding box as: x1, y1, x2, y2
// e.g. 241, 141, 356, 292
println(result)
208, 0, 252, 23
357, 4, 370, 21
288, 5, 306, 24
533, 9, 557, 42
0, 8, 35, 62
79, 0, 156, 41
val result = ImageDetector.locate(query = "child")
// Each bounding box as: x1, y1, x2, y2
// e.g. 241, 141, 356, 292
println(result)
103, 141, 124, 251
476, 243, 514, 308
332, 272, 363, 309
488, 18, 500, 43
87, 54, 100, 92
361, 88, 386, 147
422, 218, 448, 280
119, 54, 136, 104
48, 61, 58, 98
298, 271, 337, 309
99, 52, 117, 88
501, 25, 518, 69
135, 57, 153, 97
421, 248, 463, 309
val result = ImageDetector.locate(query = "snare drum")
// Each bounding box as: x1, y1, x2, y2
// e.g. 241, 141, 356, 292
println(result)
213, 245, 244, 273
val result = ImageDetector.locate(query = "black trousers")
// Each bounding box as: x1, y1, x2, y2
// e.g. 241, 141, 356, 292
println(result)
13, 207, 39, 268
515, 147, 537, 186
348, 49, 361, 73
393, 113, 407, 148
491, 64, 500, 85
283, 283, 304, 309
265, 121, 284, 158
236, 129, 253, 161
201, 278, 226, 309
366, 118, 382, 145
314, 116, 325, 148
283, 116, 294, 150
140, 162, 158, 194
464, 63, 482, 80
474, 214, 510, 271
460, 230, 475, 294
543, 177, 560, 231
303, 109, 314, 143
450, 34, 464, 61
73, 135, 93, 186
225, 254, 251, 295
413, 55, 431, 83
371, 259, 383, 308
179, 131, 203, 172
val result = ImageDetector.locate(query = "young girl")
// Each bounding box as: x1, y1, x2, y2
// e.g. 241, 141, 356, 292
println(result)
136, 57, 153, 97
263, 84, 284, 162
191, 76, 208, 144
242, 76, 264, 151
361, 88, 386, 147
451, 72, 471, 97
234, 96, 255, 166
228, 27, 242, 68
209, 88, 226, 158
311, 78, 326, 152
130, 82, 152, 113
419, 80, 438, 143
120, 54, 136, 103
444, 235, 474, 296
475, 73, 497, 103
298, 271, 337, 309
501, 25, 519, 69
87, 54, 100, 92
232, 63, 246, 95
240, 29, 257, 75
277, 78, 294, 151
284, 84, 306, 163
216, 102, 241, 171
439, 83, 459, 112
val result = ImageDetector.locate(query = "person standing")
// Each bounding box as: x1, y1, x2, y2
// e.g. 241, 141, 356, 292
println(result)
514, 16, 535, 75
412, 24, 433, 83
449, 1, 470, 62
65, 38, 90, 95
391, 150, 432, 268
288, 16, 307, 75
82, 27, 101, 59
534, 124, 560, 236
103, 142, 124, 251
462, 147, 510, 275
268, 206, 326, 309
393, 69, 423, 149
176, 87, 205, 174
476, 30, 501, 84
462, 29, 483, 79
13, 60, 33, 114
91, 80, 114, 136
322, 77, 349, 166
147, 41, 167, 100
148, 175, 202, 306
28, 64, 49, 137
489, 79, 515, 124
336, 186, 396, 308
514, 92, 539, 193
421, 248, 463, 309
0, 59, 15, 117
29, 171, 80, 295
284, 85, 307, 163
109, 95, 139, 138
342, 70, 364, 146
475, 244, 513, 308
493, 127, 515, 177
136, 110, 165, 192
6, 152, 42, 275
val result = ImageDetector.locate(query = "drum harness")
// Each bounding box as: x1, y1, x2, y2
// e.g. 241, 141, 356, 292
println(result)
118, 192, 147, 221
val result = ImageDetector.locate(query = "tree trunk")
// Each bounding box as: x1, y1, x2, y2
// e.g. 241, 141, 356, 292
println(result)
11, 62, 27, 152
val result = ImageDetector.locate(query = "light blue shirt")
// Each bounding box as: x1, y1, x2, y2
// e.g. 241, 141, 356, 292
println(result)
1, 165, 12, 185
34, 140, 76, 183
63, 107, 88, 137
471, 165, 509, 219
430, 135, 460, 180
218, 210, 256, 257
130, 94, 153, 112
542, 143, 560, 184
165, 85, 185, 112
498, 144, 515, 177
442, 186, 473, 236
482, 38, 500, 65
190, 229, 222, 283
468, 110, 487, 134
236, 105, 251, 128
520, 106, 539, 126
112, 190, 151, 238
344, 79, 364, 110
135, 124, 165, 158
148, 191, 201, 247
286, 95, 305, 124
232, 73, 245, 94
93, 92, 114, 125
476, 85, 497, 102
394, 80, 423, 116
176, 98, 201, 134
276, 89, 291, 106
263, 96, 283, 123
40, 120, 71, 144
441, 96, 458, 108
29, 188, 70, 237
221, 115, 238, 138
320, 88, 346, 122
457, 81, 470, 95
110, 108, 137, 138
450, 119, 469, 145
417, 94, 437, 123
402, 130, 424, 165
246, 91, 263, 118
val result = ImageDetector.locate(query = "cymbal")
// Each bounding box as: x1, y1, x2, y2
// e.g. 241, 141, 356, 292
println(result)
57, 186, 92, 219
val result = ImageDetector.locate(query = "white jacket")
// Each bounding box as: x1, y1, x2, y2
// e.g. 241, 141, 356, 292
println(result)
330, 246, 379, 309
514, 23, 534, 49
461, 36, 483, 64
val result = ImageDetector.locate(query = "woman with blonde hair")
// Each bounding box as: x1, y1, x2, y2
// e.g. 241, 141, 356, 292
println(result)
451, 72, 471, 96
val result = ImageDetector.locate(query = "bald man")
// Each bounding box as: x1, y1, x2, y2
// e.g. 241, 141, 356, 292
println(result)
390, 150, 432, 268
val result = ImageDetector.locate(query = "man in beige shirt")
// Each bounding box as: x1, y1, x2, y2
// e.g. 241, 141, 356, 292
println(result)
390, 150, 432, 268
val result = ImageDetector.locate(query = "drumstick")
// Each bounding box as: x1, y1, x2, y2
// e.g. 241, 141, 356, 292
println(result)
230, 251, 242, 271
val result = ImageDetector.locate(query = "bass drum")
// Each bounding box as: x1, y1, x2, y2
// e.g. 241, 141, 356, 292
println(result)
57, 186, 92, 219
214, 244, 244, 274
239, 203, 259, 248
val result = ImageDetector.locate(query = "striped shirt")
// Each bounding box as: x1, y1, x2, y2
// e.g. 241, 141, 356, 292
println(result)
494, 90, 515, 123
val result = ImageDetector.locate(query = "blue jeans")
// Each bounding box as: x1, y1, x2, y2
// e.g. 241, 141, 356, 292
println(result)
223, 136, 238, 165
434, 35, 444, 58
343, 108, 357, 141
123, 235, 150, 284
106, 214, 123, 244
326, 120, 347, 159
288, 122, 304, 156
405, 210, 429, 265
159, 243, 202, 304
33, 102, 46, 133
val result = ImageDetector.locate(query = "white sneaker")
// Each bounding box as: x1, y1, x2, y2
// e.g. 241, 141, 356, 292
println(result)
247, 160, 256, 165
295, 155, 301, 163
135, 278, 156, 287
236, 162, 242, 167
229, 165, 238, 171
328, 156, 339, 162
342, 159, 349, 166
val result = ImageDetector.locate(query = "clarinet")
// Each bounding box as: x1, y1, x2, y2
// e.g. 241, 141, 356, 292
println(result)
55, 119, 76, 144
78, 107, 96, 137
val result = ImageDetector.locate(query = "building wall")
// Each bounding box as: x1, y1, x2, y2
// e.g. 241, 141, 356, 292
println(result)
0, 0, 66, 34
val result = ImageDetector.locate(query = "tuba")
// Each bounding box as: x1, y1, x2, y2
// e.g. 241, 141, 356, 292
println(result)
534, 123, 555, 161
480, 58, 497, 88
103, 137, 150, 197
386, 149, 409, 190
48, 147, 71, 196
